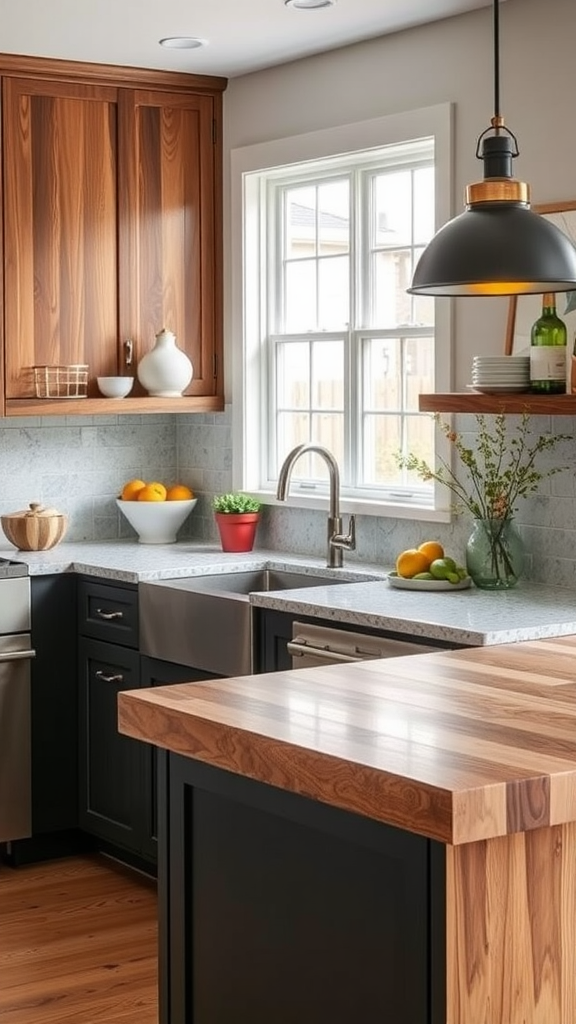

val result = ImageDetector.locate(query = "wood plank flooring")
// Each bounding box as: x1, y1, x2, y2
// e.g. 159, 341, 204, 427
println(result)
0, 853, 158, 1023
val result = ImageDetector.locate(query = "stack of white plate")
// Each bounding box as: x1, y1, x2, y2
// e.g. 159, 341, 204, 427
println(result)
467, 355, 530, 394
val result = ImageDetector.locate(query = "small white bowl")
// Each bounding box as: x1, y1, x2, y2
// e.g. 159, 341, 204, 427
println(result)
97, 376, 134, 399
117, 497, 197, 544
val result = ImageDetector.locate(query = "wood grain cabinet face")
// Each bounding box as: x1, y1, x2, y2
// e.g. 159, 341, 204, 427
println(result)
2, 75, 223, 407
119, 90, 220, 398
3, 78, 119, 399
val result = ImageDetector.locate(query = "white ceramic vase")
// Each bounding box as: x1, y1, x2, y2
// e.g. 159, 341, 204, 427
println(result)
137, 328, 193, 398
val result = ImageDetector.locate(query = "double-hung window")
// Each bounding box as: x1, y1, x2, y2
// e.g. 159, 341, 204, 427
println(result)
231, 104, 452, 517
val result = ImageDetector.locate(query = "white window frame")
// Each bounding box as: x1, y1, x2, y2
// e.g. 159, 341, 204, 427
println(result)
230, 103, 454, 522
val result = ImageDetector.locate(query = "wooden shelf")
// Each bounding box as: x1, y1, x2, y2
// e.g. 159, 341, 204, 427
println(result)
419, 393, 576, 415
4, 395, 225, 417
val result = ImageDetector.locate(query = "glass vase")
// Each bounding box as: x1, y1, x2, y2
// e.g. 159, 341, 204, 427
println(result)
465, 518, 525, 590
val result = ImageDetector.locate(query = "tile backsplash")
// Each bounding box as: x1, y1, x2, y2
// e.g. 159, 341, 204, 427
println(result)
0, 408, 574, 588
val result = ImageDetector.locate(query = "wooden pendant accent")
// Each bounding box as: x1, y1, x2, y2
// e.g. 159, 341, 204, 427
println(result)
447, 823, 576, 1024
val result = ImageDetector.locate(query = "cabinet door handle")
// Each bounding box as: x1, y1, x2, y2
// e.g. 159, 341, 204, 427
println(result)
95, 608, 124, 621
124, 339, 133, 366
95, 669, 124, 683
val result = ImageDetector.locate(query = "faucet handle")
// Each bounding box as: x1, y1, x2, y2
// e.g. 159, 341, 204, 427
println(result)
331, 514, 356, 552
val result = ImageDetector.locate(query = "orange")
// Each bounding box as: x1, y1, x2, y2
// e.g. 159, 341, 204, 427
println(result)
166, 484, 194, 501
121, 478, 146, 501
137, 481, 167, 502
396, 548, 430, 579
418, 540, 444, 565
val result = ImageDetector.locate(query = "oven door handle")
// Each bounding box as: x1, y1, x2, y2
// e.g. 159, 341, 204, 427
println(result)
287, 641, 361, 664
0, 648, 36, 663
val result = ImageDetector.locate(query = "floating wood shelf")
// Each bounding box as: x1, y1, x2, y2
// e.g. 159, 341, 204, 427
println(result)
419, 393, 576, 415
4, 395, 225, 417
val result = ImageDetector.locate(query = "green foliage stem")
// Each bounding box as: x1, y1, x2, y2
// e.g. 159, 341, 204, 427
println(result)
396, 413, 570, 519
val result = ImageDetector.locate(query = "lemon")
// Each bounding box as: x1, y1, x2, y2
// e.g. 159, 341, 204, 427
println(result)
137, 482, 167, 502
166, 484, 194, 501
418, 540, 444, 564
396, 549, 431, 578
121, 478, 146, 501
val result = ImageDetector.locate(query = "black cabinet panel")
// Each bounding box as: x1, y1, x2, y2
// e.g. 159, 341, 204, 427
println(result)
78, 636, 142, 850
161, 755, 446, 1024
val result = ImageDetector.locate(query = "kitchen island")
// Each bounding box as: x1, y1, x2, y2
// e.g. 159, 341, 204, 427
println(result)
118, 635, 576, 1024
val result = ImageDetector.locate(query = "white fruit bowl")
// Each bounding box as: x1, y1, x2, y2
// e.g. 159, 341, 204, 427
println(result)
116, 498, 197, 544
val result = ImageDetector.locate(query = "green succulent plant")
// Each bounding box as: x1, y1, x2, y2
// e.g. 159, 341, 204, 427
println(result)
212, 492, 261, 514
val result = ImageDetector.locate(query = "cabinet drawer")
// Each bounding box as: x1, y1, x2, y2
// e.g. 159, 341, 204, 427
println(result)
78, 579, 138, 648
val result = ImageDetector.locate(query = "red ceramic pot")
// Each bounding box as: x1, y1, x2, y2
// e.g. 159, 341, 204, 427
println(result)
215, 512, 260, 552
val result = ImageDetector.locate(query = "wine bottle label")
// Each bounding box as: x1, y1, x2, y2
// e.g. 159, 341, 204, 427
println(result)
530, 347, 566, 381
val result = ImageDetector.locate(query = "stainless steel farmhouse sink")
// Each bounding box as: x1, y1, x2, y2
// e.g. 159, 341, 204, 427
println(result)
164, 568, 350, 595
139, 567, 364, 677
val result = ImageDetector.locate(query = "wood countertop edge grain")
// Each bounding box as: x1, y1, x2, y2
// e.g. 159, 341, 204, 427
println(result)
118, 638, 576, 845
118, 687, 456, 843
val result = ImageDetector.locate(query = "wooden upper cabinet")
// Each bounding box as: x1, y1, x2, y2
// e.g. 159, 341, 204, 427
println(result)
119, 90, 220, 398
3, 78, 119, 399
1, 64, 224, 413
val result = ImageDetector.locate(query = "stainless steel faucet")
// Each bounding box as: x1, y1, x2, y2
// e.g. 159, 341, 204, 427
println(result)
276, 444, 356, 569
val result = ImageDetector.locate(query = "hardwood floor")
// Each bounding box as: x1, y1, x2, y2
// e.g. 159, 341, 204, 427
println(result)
0, 853, 158, 1023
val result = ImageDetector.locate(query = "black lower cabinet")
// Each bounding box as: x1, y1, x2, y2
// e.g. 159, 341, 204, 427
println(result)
78, 643, 223, 870
78, 637, 143, 856
159, 753, 446, 1024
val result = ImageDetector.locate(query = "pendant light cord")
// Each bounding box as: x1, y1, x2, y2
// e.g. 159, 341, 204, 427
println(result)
476, 0, 518, 157
493, 0, 500, 120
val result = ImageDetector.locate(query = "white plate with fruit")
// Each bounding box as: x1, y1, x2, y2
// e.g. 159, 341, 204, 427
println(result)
388, 542, 472, 591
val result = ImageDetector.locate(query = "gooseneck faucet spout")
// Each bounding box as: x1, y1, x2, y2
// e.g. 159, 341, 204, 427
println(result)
276, 444, 356, 569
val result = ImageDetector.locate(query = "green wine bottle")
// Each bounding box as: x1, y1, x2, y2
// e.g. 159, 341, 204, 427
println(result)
529, 292, 567, 394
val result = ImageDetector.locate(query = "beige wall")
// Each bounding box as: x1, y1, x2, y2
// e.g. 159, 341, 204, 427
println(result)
223, 0, 576, 395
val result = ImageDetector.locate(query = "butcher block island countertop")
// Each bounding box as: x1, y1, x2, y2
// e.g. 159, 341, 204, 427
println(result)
119, 634, 576, 847
120, 634, 576, 1024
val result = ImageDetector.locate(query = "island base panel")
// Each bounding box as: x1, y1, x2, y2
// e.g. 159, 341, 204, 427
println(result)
447, 824, 576, 1024
161, 753, 446, 1024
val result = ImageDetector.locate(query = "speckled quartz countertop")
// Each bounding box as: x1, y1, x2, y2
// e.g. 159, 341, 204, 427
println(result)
3, 539, 576, 647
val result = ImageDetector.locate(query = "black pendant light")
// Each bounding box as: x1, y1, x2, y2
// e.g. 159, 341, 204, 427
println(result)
408, 0, 576, 297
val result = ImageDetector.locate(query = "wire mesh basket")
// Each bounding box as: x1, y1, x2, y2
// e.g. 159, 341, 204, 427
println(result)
33, 365, 89, 399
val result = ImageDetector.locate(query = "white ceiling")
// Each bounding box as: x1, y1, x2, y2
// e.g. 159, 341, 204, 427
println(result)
0, 0, 495, 79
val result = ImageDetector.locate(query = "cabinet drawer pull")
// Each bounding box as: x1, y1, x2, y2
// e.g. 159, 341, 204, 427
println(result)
95, 669, 124, 683
95, 608, 124, 621
124, 338, 134, 366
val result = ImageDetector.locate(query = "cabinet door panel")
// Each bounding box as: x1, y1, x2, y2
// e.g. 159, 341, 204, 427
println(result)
119, 89, 221, 397
3, 78, 118, 398
78, 637, 142, 851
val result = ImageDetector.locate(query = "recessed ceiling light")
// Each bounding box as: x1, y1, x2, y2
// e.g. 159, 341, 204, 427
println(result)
284, 0, 336, 9
159, 37, 208, 50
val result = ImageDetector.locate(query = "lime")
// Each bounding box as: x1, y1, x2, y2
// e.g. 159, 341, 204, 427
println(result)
412, 571, 434, 580
429, 557, 457, 580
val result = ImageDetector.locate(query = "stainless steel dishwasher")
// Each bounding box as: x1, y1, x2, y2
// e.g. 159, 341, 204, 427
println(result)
288, 620, 443, 667
0, 566, 35, 842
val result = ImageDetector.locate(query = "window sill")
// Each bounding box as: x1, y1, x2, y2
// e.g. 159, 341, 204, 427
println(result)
255, 492, 451, 524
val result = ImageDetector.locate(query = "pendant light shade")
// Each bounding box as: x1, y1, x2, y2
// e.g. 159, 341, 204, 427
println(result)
408, 0, 576, 298
409, 203, 576, 297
